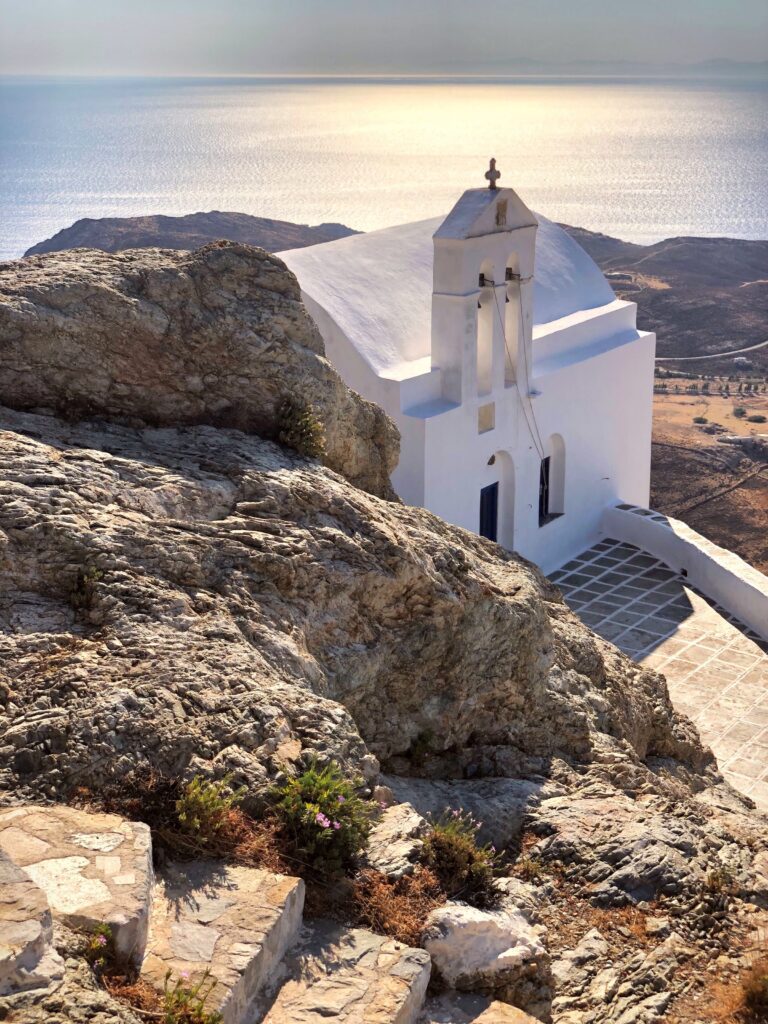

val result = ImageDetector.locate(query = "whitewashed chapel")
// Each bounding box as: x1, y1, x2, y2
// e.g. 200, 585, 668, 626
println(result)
279, 163, 655, 573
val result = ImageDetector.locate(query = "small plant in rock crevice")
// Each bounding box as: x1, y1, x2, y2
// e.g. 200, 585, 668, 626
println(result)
276, 394, 326, 460
70, 566, 103, 612
705, 866, 735, 895
515, 854, 546, 883
162, 967, 223, 1024
270, 760, 372, 878
421, 808, 500, 909
82, 922, 117, 974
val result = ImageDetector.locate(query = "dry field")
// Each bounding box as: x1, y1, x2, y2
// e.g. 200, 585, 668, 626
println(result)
651, 377, 768, 575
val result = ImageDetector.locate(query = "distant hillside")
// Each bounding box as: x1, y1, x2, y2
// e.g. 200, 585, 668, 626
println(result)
23, 211, 358, 257
561, 225, 768, 373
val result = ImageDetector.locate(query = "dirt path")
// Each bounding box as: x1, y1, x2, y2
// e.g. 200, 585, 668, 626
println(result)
656, 338, 768, 361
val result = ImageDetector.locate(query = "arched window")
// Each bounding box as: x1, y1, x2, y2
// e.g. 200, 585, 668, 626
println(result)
476, 260, 494, 395
539, 434, 565, 526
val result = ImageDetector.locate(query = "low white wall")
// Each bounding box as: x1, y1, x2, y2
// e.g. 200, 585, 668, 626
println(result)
602, 504, 768, 641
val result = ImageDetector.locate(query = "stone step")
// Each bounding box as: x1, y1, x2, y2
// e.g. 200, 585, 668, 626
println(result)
0, 849, 65, 997
0, 805, 153, 964
262, 919, 431, 1024
420, 994, 542, 1024
141, 860, 304, 1024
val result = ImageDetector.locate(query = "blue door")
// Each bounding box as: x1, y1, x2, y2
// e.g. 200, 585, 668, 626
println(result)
479, 482, 499, 542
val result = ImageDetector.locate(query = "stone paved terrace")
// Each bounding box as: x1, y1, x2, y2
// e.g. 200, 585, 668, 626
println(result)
549, 539, 768, 812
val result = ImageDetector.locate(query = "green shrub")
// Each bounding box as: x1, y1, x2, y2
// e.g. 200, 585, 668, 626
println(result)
176, 775, 246, 845
276, 395, 326, 459
162, 967, 222, 1024
733, 406, 747, 418
693, 416, 708, 424
271, 760, 372, 877
421, 809, 500, 908
747, 414, 766, 423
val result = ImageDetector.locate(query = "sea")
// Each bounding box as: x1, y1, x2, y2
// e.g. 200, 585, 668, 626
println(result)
1, 75, 766, 260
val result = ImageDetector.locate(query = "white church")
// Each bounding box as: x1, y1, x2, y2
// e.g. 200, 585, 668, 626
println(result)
279, 163, 655, 573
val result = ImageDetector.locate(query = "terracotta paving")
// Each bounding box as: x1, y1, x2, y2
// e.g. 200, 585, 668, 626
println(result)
549, 539, 768, 811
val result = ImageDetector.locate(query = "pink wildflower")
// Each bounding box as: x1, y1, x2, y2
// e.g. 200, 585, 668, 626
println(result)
337, 795, 346, 803
315, 812, 331, 828
96, 934, 107, 947
332, 820, 341, 830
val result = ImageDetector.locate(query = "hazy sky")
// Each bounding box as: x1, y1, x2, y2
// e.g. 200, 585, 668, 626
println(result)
1, 0, 767, 75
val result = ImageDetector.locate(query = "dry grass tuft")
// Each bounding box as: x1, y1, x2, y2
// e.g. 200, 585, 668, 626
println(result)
352, 867, 446, 946
741, 956, 768, 1020
103, 973, 162, 1015
583, 905, 650, 944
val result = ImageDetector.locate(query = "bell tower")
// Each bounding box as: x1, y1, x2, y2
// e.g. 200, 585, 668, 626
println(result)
431, 161, 538, 405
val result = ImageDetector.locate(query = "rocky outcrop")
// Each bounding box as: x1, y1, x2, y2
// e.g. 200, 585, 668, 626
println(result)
23, 211, 357, 258
0, 404, 712, 808
0, 243, 397, 498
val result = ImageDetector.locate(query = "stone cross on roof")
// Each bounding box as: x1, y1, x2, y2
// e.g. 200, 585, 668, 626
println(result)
485, 157, 501, 190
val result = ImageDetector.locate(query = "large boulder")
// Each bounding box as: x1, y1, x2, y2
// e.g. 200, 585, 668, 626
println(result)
0, 405, 712, 807
0, 242, 398, 498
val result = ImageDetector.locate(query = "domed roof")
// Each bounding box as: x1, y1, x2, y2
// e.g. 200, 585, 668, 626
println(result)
278, 213, 617, 377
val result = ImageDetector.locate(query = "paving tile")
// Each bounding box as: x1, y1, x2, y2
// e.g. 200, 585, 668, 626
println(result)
723, 772, 755, 795
593, 620, 628, 641
727, 755, 768, 779
550, 540, 768, 812
748, 780, 768, 806
616, 628, 660, 651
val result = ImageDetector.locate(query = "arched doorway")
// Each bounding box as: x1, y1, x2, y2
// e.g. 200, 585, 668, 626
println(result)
479, 450, 516, 549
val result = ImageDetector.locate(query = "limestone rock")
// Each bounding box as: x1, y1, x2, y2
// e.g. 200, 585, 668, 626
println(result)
0, 805, 153, 963
474, 1003, 542, 1024
383, 778, 563, 850
0, 242, 398, 498
422, 902, 551, 1014
363, 803, 429, 879
0, 849, 64, 997
0, 405, 718, 813
262, 919, 431, 1024
526, 793, 722, 904
141, 860, 304, 1024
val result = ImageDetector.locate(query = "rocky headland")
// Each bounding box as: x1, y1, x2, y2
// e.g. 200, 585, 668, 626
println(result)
0, 242, 765, 1024
23, 211, 358, 259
